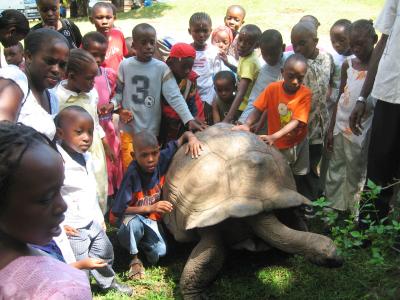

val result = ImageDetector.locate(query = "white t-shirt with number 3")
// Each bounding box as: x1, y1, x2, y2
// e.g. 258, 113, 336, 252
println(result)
115, 57, 194, 136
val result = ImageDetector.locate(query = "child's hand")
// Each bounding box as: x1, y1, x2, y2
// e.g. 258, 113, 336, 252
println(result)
259, 134, 276, 145
150, 201, 173, 214
185, 136, 204, 159
78, 257, 107, 270
98, 103, 114, 116
64, 225, 79, 237
119, 109, 133, 124
232, 124, 250, 131
187, 119, 208, 132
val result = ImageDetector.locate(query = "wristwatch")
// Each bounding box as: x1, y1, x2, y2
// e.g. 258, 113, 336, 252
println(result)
357, 96, 367, 103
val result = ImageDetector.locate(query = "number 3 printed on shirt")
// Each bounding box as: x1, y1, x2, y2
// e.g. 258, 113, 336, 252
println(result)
131, 75, 150, 104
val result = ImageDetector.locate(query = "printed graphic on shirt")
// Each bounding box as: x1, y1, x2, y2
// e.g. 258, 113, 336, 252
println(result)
278, 102, 292, 128
131, 75, 154, 107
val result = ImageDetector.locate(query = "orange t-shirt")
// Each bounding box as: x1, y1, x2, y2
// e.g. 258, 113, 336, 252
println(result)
253, 81, 312, 149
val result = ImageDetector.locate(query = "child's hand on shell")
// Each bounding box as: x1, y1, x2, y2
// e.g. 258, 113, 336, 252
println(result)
185, 136, 204, 159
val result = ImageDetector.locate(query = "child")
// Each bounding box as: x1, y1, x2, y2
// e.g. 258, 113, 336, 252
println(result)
290, 21, 334, 201
239, 29, 288, 132
82, 31, 124, 200
329, 19, 352, 114
188, 12, 229, 124
56, 49, 112, 214
160, 43, 206, 144
325, 20, 377, 214
54, 106, 133, 295
0, 9, 29, 48
110, 130, 203, 280
32, 0, 82, 48
211, 25, 237, 72
286, 15, 323, 52
224, 24, 262, 123
4, 42, 24, 70
224, 5, 246, 60
234, 53, 311, 177
90, 2, 128, 73
115, 23, 199, 171
212, 71, 238, 123
0, 122, 92, 299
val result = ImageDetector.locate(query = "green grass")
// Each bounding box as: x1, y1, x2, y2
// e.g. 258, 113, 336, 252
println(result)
76, 1, 395, 299
71, 0, 385, 46
94, 229, 400, 299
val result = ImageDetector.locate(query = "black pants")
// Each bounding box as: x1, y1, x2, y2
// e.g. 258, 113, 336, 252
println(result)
363, 100, 400, 220
296, 144, 323, 200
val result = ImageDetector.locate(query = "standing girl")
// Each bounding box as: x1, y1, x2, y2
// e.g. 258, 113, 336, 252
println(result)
56, 48, 112, 214
82, 31, 123, 200
325, 20, 378, 214
18, 29, 70, 140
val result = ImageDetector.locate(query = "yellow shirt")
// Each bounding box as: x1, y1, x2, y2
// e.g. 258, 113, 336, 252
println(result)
237, 52, 260, 111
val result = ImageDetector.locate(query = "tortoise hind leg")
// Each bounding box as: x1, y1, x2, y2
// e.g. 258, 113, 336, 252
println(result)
180, 227, 226, 300
247, 213, 342, 267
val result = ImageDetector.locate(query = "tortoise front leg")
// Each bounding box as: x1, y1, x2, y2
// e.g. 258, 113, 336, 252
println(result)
180, 227, 226, 300
247, 213, 342, 267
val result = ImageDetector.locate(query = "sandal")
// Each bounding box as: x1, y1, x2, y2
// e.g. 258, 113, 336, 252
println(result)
128, 258, 145, 280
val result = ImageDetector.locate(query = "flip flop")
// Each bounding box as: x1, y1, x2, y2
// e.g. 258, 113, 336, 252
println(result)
128, 258, 145, 280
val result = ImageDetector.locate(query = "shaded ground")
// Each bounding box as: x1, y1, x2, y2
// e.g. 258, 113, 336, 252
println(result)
94, 225, 400, 300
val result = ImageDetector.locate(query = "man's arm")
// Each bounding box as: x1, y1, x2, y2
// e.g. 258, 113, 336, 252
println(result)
349, 34, 388, 135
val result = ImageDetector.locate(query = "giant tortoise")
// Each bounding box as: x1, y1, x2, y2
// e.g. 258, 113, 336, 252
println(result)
163, 123, 342, 299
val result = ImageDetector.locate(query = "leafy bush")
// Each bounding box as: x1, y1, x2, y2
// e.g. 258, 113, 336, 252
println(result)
313, 179, 400, 265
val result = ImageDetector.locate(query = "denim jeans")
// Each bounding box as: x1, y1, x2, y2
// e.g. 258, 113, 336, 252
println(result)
117, 215, 167, 264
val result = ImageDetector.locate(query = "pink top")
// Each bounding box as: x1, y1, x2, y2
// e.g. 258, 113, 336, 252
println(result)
0, 256, 92, 299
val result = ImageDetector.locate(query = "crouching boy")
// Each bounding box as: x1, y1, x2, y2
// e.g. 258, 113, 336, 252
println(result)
110, 130, 202, 279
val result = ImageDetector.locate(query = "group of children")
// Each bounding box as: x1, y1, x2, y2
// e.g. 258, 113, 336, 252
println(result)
0, 0, 381, 296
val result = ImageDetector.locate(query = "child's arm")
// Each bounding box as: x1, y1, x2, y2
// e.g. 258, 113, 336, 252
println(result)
252, 111, 267, 133
102, 138, 115, 163
71, 258, 107, 270
219, 53, 237, 73
232, 106, 262, 132
112, 66, 133, 124
223, 77, 252, 123
124, 201, 173, 216
212, 99, 221, 123
177, 131, 203, 158
259, 119, 300, 145
326, 61, 349, 152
